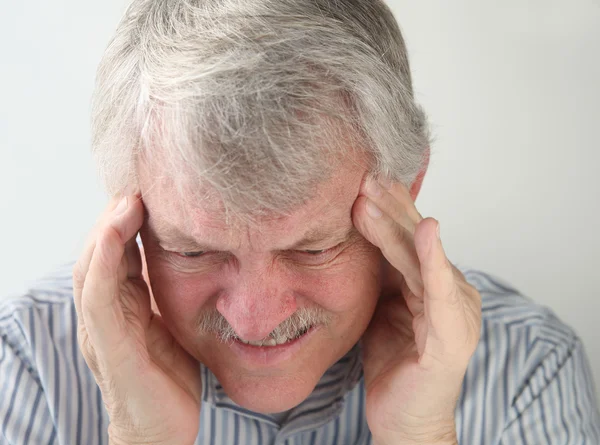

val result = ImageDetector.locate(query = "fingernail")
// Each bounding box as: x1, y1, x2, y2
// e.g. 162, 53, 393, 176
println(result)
114, 196, 128, 215
378, 175, 393, 190
365, 178, 382, 197
366, 199, 382, 219
436, 221, 441, 239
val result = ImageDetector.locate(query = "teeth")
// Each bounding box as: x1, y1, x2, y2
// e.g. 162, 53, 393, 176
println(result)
238, 328, 311, 347
274, 335, 288, 345
237, 326, 312, 347
240, 337, 285, 347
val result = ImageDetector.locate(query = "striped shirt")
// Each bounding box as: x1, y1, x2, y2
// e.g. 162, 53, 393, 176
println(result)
1, 263, 599, 444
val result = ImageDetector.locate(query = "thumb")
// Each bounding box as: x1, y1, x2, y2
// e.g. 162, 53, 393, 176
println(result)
82, 196, 148, 364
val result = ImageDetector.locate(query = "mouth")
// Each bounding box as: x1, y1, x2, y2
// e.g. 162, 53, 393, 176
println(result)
235, 326, 312, 347
228, 326, 318, 367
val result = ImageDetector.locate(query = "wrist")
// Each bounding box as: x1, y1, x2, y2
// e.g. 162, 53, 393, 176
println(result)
108, 434, 196, 445
108, 426, 189, 445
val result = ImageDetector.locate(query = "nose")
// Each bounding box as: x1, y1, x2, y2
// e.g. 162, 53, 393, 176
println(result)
216, 267, 297, 341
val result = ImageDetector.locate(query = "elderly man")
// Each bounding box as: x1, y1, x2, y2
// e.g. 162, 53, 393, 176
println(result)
1, 1, 599, 444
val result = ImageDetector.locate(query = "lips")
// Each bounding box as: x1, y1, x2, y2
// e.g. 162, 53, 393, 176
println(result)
236, 326, 311, 347
228, 325, 319, 367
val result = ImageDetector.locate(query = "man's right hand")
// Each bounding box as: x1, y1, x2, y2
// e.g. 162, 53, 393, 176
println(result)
73, 195, 202, 445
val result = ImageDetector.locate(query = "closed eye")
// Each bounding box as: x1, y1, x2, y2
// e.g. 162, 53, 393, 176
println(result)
175, 245, 339, 259
180, 251, 206, 257
295, 245, 340, 257
286, 245, 342, 266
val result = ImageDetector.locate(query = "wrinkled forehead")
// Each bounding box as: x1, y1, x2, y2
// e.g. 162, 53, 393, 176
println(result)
139, 158, 368, 250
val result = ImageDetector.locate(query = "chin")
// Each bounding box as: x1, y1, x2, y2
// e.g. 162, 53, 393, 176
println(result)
217, 367, 322, 413
203, 326, 348, 413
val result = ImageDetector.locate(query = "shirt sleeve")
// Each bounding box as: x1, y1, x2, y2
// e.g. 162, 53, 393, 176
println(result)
499, 337, 600, 444
0, 313, 57, 445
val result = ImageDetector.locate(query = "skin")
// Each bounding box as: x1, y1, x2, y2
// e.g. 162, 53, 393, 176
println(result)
137, 158, 385, 413
73, 151, 481, 445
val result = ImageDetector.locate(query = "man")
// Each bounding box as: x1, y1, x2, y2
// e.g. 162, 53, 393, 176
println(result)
1, 0, 599, 444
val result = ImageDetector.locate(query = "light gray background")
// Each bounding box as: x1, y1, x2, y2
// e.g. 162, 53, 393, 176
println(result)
1, 1, 599, 400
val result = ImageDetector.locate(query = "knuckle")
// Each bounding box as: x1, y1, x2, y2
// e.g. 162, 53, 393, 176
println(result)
447, 289, 460, 307
440, 257, 453, 274
77, 327, 99, 372
97, 223, 115, 247
384, 217, 407, 248
95, 227, 124, 275
451, 264, 466, 281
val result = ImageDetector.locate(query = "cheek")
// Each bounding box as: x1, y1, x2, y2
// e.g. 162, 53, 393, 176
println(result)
296, 247, 383, 315
145, 258, 221, 321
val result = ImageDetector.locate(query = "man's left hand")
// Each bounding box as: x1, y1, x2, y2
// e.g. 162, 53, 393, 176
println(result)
352, 177, 482, 445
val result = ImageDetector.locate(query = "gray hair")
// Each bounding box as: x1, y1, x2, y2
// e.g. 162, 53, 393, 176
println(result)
91, 0, 430, 219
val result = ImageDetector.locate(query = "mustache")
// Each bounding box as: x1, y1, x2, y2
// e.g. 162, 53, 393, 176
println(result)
194, 307, 332, 343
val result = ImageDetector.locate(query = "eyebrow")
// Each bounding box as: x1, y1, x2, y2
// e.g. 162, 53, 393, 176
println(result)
287, 225, 358, 250
145, 214, 357, 252
145, 214, 212, 250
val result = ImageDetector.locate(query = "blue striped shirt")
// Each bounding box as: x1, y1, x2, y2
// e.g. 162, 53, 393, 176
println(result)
1, 263, 599, 444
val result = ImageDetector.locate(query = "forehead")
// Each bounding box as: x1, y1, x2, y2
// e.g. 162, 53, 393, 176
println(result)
140, 159, 367, 250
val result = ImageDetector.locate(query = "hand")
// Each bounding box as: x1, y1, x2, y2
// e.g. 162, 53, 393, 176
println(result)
352, 177, 482, 445
73, 195, 202, 445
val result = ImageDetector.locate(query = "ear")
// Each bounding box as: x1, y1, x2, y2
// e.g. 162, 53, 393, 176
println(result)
409, 147, 430, 201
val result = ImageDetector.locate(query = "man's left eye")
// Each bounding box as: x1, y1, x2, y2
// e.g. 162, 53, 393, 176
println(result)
297, 246, 339, 257
180, 251, 206, 258
291, 246, 339, 265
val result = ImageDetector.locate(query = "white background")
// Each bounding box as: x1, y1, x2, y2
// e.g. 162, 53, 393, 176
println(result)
1, 1, 599, 400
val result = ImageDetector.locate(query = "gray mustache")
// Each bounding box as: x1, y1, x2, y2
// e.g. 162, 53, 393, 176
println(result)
195, 307, 332, 343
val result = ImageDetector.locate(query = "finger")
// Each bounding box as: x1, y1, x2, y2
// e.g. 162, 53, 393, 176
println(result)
73, 196, 129, 321
352, 195, 424, 298
381, 177, 424, 226
81, 195, 145, 354
362, 177, 421, 234
414, 218, 469, 364
415, 218, 458, 312
118, 194, 144, 281
360, 295, 415, 387
73, 239, 96, 321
